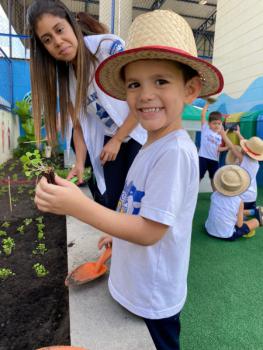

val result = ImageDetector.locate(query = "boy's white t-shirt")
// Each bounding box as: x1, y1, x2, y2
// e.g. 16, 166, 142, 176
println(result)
240, 155, 259, 203
108, 129, 199, 319
198, 123, 222, 161
205, 192, 241, 238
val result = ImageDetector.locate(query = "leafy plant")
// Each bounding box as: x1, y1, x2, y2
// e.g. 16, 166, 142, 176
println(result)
12, 173, 18, 181
20, 150, 56, 184
33, 263, 49, 277
23, 218, 33, 226
36, 216, 44, 224
33, 243, 47, 255
2, 237, 15, 256
37, 222, 45, 240
2, 221, 10, 228
0, 268, 15, 280
13, 100, 37, 158
17, 225, 25, 234
0, 230, 7, 237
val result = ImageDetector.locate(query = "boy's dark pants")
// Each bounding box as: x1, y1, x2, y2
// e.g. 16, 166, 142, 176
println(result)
143, 312, 181, 350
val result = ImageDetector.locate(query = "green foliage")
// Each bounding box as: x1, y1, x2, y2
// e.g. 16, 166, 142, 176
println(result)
36, 216, 44, 224
2, 237, 15, 256
2, 221, 10, 228
33, 243, 47, 255
13, 100, 37, 158
0, 230, 7, 237
33, 263, 49, 277
0, 268, 15, 280
17, 225, 25, 234
20, 150, 50, 178
12, 173, 18, 181
37, 222, 45, 240
23, 218, 33, 226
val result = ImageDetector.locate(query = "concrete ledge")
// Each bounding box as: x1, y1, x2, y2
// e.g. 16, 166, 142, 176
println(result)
67, 187, 154, 350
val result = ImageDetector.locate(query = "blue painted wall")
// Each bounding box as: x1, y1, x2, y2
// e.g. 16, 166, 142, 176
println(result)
0, 58, 30, 107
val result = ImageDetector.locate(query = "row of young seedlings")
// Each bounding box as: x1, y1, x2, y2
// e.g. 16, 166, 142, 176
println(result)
0, 215, 49, 280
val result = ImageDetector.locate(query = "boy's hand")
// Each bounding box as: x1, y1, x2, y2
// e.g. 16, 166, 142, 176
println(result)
100, 137, 121, 165
98, 235, 112, 250
35, 175, 84, 215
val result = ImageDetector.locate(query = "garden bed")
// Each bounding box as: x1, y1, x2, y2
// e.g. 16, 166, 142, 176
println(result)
0, 158, 70, 350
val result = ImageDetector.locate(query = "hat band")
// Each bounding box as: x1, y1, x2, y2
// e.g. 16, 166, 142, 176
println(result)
245, 145, 261, 156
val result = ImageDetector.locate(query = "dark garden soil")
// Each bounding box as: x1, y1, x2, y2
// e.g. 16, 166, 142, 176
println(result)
0, 158, 70, 350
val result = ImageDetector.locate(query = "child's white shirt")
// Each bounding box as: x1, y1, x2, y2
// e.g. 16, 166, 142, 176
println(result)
240, 155, 259, 203
198, 123, 222, 161
109, 129, 199, 319
205, 192, 241, 238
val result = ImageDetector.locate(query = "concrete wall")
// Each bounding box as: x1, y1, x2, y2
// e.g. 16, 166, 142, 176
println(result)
213, 0, 263, 98
0, 109, 19, 163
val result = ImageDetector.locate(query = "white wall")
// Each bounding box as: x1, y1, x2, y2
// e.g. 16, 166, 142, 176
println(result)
0, 109, 19, 164
213, 0, 263, 98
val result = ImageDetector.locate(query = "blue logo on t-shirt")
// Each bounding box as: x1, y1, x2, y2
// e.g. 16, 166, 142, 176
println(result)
118, 181, 145, 215
96, 103, 115, 128
109, 40, 124, 55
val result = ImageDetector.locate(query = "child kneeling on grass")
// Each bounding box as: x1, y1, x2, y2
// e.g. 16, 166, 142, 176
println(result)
34, 9, 223, 350
205, 165, 263, 241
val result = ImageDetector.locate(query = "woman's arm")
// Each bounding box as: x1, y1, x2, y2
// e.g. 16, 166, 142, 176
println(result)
100, 112, 139, 165
66, 103, 87, 183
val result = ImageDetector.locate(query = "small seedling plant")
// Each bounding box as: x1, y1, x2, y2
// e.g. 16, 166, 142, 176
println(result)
33, 243, 47, 255
20, 150, 56, 184
0, 268, 15, 280
33, 263, 49, 277
2, 237, 15, 256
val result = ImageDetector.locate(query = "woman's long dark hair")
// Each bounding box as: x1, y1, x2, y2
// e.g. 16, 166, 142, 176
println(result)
27, 0, 108, 145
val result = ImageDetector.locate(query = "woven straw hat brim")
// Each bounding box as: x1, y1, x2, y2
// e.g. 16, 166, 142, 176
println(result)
95, 46, 224, 101
225, 145, 242, 165
240, 139, 263, 161
213, 165, 251, 197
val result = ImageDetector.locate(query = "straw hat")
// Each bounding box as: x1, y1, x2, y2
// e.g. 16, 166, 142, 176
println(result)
225, 145, 242, 165
240, 137, 263, 161
213, 165, 250, 196
95, 10, 224, 100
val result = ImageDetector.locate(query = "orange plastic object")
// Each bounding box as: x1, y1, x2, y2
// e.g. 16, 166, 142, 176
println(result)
65, 247, 112, 286
36, 346, 88, 350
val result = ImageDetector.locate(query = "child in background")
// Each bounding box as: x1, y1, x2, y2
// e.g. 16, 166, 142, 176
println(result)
223, 126, 263, 211
205, 165, 262, 241
199, 101, 228, 190
34, 10, 223, 349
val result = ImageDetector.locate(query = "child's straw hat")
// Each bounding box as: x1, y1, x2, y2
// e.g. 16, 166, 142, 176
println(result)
213, 165, 250, 197
225, 145, 242, 165
240, 137, 263, 161
95, 10, 224, 100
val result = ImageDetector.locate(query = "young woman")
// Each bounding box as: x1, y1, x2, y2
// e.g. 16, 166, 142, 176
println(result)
27, 0, 146, 209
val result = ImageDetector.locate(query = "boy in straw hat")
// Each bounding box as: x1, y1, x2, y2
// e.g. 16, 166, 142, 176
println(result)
205, 165, 262, 240
35, 9, 223, 349
222, 126, 263, 214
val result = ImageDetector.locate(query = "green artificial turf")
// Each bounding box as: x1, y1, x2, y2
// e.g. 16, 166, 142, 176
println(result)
181, 188, 263, 350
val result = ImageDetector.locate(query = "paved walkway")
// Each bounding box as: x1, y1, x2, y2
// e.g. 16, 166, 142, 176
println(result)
67, 187, 154, 350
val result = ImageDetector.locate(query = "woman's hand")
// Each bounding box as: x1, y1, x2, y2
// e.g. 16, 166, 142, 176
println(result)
98, 235, 112, 250
66, 162, 85, 184
100, 137, 121, 165
35, 175, 84, 215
